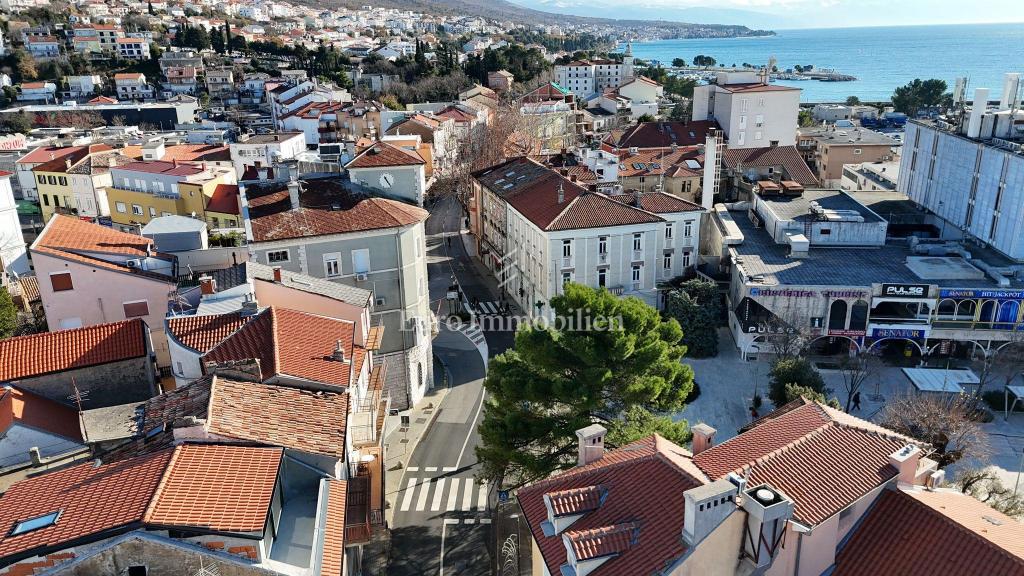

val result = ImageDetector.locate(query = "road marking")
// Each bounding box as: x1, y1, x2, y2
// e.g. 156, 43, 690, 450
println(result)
431, 478, 446, 511
464, 518, 476, 525
442, 466, 457, 472
462, 478, 475, 511
400, 478, 417, 512
479, 518, 492, 525
425, 466, 438, 472
446, 478, 461, 511
407, 466, 419, 472
456, 388, 486, 469
477, 484, 488, 511
415, 478, 432, 511
440, 518, 459, 575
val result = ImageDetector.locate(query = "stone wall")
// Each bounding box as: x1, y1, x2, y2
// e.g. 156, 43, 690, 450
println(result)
15, 357, 156, 410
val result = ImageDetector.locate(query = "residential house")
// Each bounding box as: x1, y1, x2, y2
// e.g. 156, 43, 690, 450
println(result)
66, 74, 104, 99
554, 46, 635, 98
115, 37, 150, 60
487, 69, 514, 92
114, 72, 154, 100
0, 443, 356, 574
383, 112, 455, 175
205, 66, 235, 98
797, 125, 897, 186
15, 146, 89, 201
0, 170, 27, 276
721, 145, 819, 200
0, 319, 158, 409
279, 100, 380, 147
520, 82, 579, 154
614, 146, 705, 202
163, 66, 199, 95
30, 215, 178, 366
603, 120, 719, 153
16, 82, 56, 103
241, 177, 432, 409
691, 71, 801, 149
229, 132, 306, 176
159, 49, 204, 74
105, 159, 236, 230
600, 75, 664, 121
32, 144, 124, 222
472, 157, 703, 315
0, 385, 84, 469
25, 36, 59, 59
345, 140, 428, 206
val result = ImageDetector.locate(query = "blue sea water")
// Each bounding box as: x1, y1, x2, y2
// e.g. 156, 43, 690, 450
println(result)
627, 23, 1024, 103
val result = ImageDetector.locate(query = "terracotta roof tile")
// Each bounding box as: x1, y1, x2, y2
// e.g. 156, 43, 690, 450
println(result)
612, 191, 704, 214
565, 522, 640, 561
543, 191, 664, 231
245, 179, 427, 242
167, 312, 249, 353
345, 141, 425, 168
145, 445, 281, 533
722, 145, 818, 185
518, 435, 704, 576
17, 145, 108, 166
207, 377, 349, 458
114, 160, 205, 177
321, 480, 347, 576
0, 385, 83, 441
546, 485, 605, 517
31, 215, 173, 281
0, 450, 173, 562
205, 183, 240, 215
0, 319, 147, 381
834, 489, 1024, 576
606, 121, 718, 150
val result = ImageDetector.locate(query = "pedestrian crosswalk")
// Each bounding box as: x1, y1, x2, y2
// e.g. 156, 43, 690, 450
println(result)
398, 476, 490, 513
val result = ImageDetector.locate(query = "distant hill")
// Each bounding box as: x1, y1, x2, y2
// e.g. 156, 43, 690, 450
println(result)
318, 0, 774, 38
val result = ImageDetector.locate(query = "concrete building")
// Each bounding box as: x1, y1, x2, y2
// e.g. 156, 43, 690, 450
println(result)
0, 170, 28, 277
66, 74, 104, 99
554, 43, 635, 99
241, 177, 432, 409
691, 71, 800, 149
114, 72, 153, 100
229, 132, 306, 176
797, 125, 896, 186
2, 99, 197, 129
105, 159, 236, 231
344, 141, 427, 206
840, 161, 900, 192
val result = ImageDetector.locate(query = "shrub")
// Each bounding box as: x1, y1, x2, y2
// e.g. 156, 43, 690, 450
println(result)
769, 358, 825, 407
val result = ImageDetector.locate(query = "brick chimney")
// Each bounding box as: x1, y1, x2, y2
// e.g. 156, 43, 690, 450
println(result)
576, 424, 606, 467
198, 275, 216, 295
691, 423, 716, 455
272, 266, 283, 282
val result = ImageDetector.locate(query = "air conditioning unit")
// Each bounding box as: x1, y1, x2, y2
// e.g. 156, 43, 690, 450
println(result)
375, 296, 386, 307
355, 272, 368, 281
126, 258, 143, 269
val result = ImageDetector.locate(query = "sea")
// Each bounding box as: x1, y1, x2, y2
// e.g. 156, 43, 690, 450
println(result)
626, 23, 1024, 103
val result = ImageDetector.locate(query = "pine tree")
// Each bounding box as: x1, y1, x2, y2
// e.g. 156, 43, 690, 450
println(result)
0, 288, 17, 338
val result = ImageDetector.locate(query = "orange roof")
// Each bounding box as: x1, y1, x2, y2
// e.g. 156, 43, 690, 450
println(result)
167, 312, 249, 353
345, 140, 425, 168
0, 450, 173, 562
145, 445, 282, 533
0, 319, 147, 381
202, 307, 365, 388
119, 144, 230, 164
320, 480, 348, 576
834, 488, 1024, 576
693, 402, 909, 525
17, 145, 103, 166
207, 377, 349, 458
206, 183, 240, 215
113, 72, 145, 80
0, 385, 83, 441
32, 215, 171, 281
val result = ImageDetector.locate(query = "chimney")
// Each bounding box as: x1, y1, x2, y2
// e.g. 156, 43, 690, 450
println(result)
287, 178, 301, 210
575, 424, 606, 466
557, 182, 565, 204
741, 484, 795, 569
240, 294, 259, 317
272, 266, 283, 282
691, 423, 716, 455
888, 444, 921, 485
198, 275, 216, 295
683, 479, 739, 546
65, 158, 72, 170
332, 339, 348, 362
29, 446, 41, 466
108, 155, 117, 168
967, 87, 990, 139
633, 188, 643, 207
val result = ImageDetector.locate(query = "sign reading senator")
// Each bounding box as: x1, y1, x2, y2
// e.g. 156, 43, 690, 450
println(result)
940, 288, 1024, 299
869, 328, 927, 339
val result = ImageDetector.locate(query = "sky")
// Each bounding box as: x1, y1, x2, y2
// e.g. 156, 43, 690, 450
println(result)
508, 0, 1024, 29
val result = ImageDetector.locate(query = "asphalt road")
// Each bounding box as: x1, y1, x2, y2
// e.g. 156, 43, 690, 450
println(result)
387, 194, 509, 576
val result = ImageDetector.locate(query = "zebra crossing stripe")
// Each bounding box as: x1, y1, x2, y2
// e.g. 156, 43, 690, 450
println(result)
415, 478, 432, 511
447, 478, 461, 511
431, 478, 446, 512
400, 478, 417, 512
462, 478, 475, 511
477, 484, 488, 511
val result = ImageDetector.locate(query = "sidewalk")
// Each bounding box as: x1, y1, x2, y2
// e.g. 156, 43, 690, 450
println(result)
381, 369, 450, 527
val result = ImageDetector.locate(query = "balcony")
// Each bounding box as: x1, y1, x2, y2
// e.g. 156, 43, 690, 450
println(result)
561, 256, 574, 269
351, 364, 388, 448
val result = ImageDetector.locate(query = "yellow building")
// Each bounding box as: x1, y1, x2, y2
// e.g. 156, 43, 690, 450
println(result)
105, 160, 236, 232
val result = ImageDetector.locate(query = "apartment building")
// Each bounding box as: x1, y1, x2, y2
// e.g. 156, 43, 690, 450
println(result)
116, 37, 150, 60
114, 72, 154, 100
554, 44, 635, 98
0, 170, 27, 276
344, 141, 428, 206
691, 71, 800, 149
33, 144, 128, 222
105, 160, 236, 231
797, 125, 896, 186
205, 66, 235, 97
66, 74, 104, 99
229, 131, 307, 176
840, 161, 900, 192
241, 177, 432, 409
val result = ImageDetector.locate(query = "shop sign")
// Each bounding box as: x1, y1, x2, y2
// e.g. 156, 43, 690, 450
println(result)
869, 328, 927, 339
828, 329, 867, 337
750, 288, 867, 299
939, 288, 1024, 299
881, 284, 930, 298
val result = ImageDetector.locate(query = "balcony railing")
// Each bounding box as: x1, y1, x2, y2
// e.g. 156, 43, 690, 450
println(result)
351, 364, 388, 447
598, 252, 608, 264
344, 475, 374, 544
561, 256, 574, 269
632, 250, 644, 262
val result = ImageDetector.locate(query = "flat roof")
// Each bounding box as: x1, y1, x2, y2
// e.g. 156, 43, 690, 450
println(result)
799, 126, 895, 146
758, 189, 883, 223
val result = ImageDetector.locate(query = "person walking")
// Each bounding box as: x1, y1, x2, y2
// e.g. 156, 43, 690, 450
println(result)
852, 391, 862, 411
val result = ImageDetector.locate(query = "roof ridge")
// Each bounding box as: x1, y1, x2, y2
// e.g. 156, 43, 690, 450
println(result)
142, 446, 182, 524
543, 193, 586, 231
524, 441, 665, 493
269, 307, 282, 378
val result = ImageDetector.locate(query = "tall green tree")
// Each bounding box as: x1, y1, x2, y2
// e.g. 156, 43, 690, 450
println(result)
892, 78, 949, 116
0, 288, 16, 338
476, 283, 695, 488
769, 357, 826, 407
664, 279, 720, 358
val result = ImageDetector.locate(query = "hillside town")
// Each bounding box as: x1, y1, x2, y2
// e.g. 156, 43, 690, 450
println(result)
0, 0, 1021, 575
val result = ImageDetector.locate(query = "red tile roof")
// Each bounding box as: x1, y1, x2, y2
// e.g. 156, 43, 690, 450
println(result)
207, 377, 349, 458
518, 435, 707, 576
615, 147, 704, 178
32, 215, 172, 281
113, 159, 206, 177
612, 191, 703, 214
722, 145, 818, 185
245, 179, 428, 242
693, 402, 909, 526
321, 480, 348, 576
202, 307, 365, 388
0, 385, 83, 441
167, 312, 249, 353
17, 145, 106, 166
345, 140, 425, 168
834, 489, 1024, 576
605, 120, 719, 150
718, 82, 799, 93
0, 319, 147, 381
547, 485, 605, 517
31, 144, 111, 174
566, 522, 640, 561
145, 445, 282, 533
119, 144, 231, 164
0, 450, 173, 562
206, 183, 240, 215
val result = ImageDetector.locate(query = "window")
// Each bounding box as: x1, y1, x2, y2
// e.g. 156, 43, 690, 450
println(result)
598, 236, 607, 254
115, 201, 127, 213
853, 148, 862, 155
149, 207, 156, 217
755, 131, 763, 141
631, 264, 642, 289
47, 175, 56, 185
562, 239, 572, 258
49, 272, 73, 292
663, 253, 672, 271
53, 195, 60, 207
267, 250, 289, 263
36, 175, 44, 184
632, 233, 642, 252
352, 248, 370, 274
123, 300, 149, 318
561, 271, 572, 287
10, 511, 62, 536
684, 221, 693, 238
598, 268, 607, 287
664, 223, 673, 239
324, 253, 341, 277
682, 252, 691, 267
132, 204, 143, 216
58, 176, 66, 186
42, 194, 49, 206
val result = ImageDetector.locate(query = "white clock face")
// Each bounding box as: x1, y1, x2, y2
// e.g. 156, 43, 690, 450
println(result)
380, 173, 395, 189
